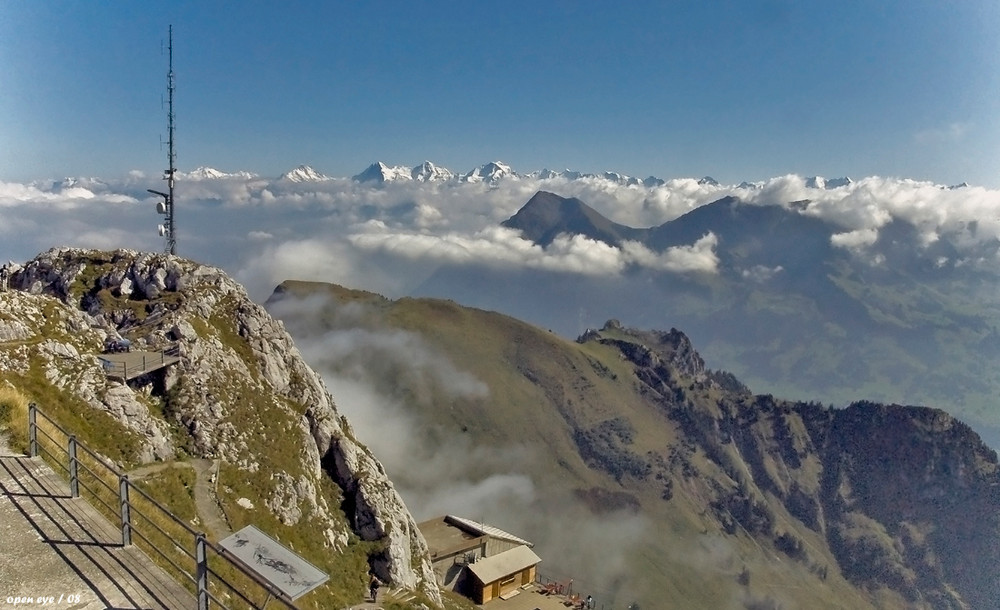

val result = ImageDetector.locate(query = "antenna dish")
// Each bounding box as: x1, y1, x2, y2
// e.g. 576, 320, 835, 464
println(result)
158, 224, 166, 237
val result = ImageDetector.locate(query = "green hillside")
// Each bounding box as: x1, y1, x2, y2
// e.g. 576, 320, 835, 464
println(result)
271, 280, 1000, 610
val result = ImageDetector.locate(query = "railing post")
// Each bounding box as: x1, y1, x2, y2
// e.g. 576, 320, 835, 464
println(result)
28, 403, 37, 457
68, 436, 79, 498
196, 533, 209, 610
119, 475, 132, 546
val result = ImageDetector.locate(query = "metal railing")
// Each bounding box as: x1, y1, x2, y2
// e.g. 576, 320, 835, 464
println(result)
534, 571, 621, 610
27, 403, 297, 610
100, 344, 182, 380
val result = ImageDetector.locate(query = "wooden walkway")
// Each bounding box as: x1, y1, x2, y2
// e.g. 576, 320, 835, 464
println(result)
99, 349, 181, 381
0, 442, 194, 609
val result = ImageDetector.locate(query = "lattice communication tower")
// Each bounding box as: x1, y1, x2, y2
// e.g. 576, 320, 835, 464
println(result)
149, 25, 176, 255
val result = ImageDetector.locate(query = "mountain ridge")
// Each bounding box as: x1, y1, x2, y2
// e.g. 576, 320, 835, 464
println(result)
415, 190, 1000, 447
269, 280, 1000, 609
172, 161, 876, 191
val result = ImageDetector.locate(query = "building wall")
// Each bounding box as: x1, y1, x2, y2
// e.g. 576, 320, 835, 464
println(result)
475, 576, 500, 604
475, 566, 538, 604
485, 537, 524, 557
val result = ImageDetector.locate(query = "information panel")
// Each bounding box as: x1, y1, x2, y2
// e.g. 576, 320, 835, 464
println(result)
219, 525, 329, 601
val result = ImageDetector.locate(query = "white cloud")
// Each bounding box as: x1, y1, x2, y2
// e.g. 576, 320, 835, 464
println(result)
741, 264, 784, 282
621, 233, 720, 274
2, 170, 1000, 303
349, 226, 627, 275
661, 232, 720, 273
830, 228, 880, 250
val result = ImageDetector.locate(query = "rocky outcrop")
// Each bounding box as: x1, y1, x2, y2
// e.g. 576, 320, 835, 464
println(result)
577, 321, 1000, 609
2, 248, 442, 605
583, 319, 707, 380
0, 288, 174, 463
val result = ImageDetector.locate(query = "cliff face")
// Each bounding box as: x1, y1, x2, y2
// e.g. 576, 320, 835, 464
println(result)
0, 248, 441, 606
588, 322, 1000, 609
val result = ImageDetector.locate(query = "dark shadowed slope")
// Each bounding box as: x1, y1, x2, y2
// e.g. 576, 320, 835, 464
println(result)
501, 190, 645, 246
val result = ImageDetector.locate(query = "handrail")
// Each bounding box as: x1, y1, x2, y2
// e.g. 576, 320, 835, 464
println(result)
99, 343, 182, 380
26, 403, 298, 610
75, 458, 120, 496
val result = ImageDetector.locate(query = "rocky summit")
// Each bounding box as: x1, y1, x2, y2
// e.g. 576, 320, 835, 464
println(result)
0, 248, 441, 608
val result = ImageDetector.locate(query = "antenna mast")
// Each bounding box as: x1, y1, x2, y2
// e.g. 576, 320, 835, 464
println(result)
150, 24, 176, 255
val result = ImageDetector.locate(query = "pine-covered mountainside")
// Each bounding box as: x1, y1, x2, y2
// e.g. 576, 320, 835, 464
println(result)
0, 249, 444, 609
422, 191, 1000, 446
270, 280, 1000, 610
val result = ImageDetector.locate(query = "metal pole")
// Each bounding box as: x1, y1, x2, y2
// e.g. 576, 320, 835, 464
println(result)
68, 436, 79, 498
196, 533, 208, 610
166, 24, 176, 255
119, 475, 132, 546
28, 403, 37, 457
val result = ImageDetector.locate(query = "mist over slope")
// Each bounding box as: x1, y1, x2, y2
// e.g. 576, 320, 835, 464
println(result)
268, 280, 1000, 610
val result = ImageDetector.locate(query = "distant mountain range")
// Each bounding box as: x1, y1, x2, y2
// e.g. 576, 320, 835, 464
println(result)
176, 160, 977, 194
419, 191, 1000, 446
180, 161, 875, 191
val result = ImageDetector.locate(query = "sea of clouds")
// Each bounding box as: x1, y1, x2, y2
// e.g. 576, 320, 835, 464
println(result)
2, 169, 998, 303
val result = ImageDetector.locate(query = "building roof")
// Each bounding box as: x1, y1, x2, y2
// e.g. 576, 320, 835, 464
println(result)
417, 515, 486, 558
445, 515, 533, 547
467, 545, 541, 585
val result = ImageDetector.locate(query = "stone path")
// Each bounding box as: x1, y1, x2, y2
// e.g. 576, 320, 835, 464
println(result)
0, 436, 194, 609
126, 458, 231, 541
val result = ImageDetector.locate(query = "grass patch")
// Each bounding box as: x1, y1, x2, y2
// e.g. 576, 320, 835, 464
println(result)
7, 369, 142, 468
0, 385, 30, 451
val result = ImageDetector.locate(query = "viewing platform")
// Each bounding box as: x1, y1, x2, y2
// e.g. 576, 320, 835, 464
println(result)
0, 437, 193, 609
99, 346, 181, 381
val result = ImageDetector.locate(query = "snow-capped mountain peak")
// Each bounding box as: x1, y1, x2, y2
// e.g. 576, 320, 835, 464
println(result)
531, 168, 583, 180
279, 165, 330, 182
187, 167, 227, 180
462, 161, 516, 184
184, 166, 258, 180
352, 162, 413, 183
411, 161, 454, 182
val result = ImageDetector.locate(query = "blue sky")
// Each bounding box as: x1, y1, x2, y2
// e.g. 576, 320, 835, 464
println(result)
2, 0, 999, 186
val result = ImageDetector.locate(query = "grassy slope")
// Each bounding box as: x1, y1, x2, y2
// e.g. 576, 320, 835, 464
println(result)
275, 281, 899, 610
